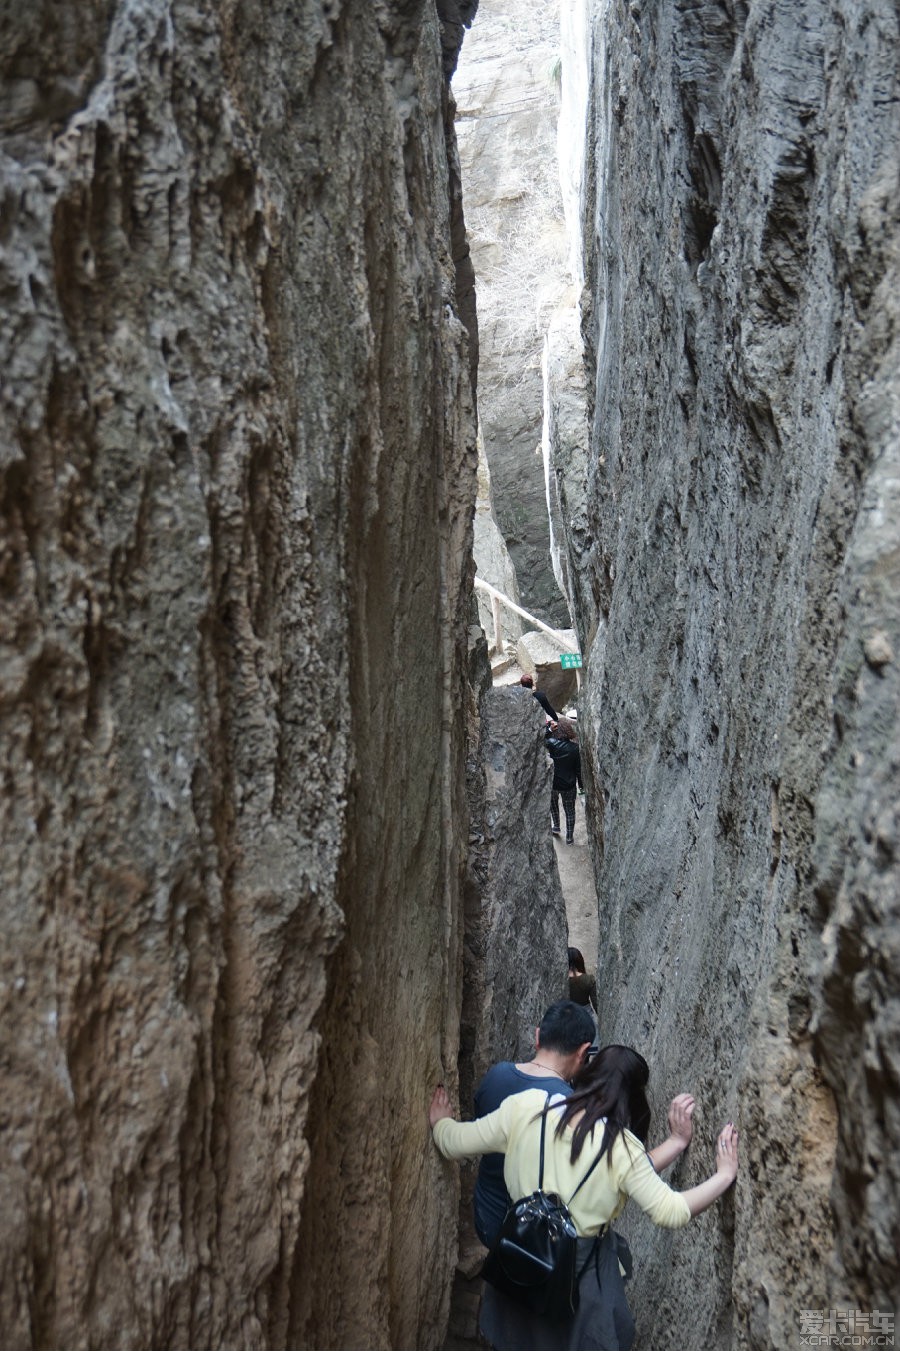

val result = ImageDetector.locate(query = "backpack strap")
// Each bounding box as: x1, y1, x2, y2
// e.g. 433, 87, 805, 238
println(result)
537, 1093, 550, 1189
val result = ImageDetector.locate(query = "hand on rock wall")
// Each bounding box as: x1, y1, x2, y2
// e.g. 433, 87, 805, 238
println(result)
429, 1085, 454, 1128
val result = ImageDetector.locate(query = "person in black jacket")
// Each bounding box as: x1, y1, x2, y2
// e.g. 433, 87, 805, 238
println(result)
567, 946, 598, 1015
545, 717, 582, 843
519, 673, 557, 721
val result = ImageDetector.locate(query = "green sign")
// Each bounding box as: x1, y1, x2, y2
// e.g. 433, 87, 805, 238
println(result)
560, 652, 582, 669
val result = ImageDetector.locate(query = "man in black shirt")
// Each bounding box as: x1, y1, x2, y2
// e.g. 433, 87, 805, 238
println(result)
472, 1001, 595, 1248
519, 672, 557, 720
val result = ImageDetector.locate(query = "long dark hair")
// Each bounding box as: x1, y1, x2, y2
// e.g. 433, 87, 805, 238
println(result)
552, 1044, 651, 1165
567, 946, 586, 975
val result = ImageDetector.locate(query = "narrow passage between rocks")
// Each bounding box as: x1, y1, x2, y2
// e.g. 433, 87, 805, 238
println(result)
551, 797, 598, 966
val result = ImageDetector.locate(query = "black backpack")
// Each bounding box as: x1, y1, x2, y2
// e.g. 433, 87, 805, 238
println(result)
481, 1095, 606, 1322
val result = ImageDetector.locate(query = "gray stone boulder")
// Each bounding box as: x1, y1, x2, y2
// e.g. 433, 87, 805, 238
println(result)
453, 1, 572, 627
476, 686, 569, 1063
517, 629, 580, 713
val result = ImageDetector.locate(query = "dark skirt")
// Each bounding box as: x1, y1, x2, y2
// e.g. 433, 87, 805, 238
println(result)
479, 1232, 635, 1351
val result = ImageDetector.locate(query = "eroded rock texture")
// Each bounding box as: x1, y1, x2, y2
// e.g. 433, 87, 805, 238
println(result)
473, 439, 523, 650
551, 1, 900, 1346
0, 3, 478, 1349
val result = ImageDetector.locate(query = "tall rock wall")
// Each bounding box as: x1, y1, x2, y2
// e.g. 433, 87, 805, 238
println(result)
551, 1, 900, 1347
0, 3, 478, 1349
473, 439, 523, 650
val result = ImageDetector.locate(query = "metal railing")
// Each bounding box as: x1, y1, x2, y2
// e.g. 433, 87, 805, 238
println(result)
473, 576, 579, 660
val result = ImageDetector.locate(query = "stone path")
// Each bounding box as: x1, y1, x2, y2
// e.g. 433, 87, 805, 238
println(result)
550, 793, 599, 967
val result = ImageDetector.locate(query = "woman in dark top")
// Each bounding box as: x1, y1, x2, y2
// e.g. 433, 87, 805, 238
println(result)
546, 717, 582, 843
568, 946, 598, 1014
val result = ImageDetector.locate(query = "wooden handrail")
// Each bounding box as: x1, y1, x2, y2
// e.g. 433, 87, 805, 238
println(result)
474, 577, 579, 653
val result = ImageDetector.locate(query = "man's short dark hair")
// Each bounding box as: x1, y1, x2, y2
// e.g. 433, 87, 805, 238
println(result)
538, 1000, 595, 1052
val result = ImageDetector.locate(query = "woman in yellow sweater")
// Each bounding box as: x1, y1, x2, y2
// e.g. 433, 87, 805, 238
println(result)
430, 1044, 738, 1351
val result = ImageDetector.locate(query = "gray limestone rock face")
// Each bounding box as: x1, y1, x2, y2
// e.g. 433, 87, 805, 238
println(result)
454, 0, 572, 628
0, 3, 478, 1349
447, 659, 570, 1350
543, 306, 591, 622
473, 436, 523, 648
475, 685, 569, 1064
460, 645, 571, 1107
550, 1, 900, 1347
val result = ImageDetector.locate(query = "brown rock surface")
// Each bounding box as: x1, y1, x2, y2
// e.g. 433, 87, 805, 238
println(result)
0, 2, 478, 1348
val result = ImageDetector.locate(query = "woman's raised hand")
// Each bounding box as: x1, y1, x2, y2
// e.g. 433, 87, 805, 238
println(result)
647, 1093, 696, 1170
683, 1121, 740, 1215
429, 1085, 453, 1128
715, 1122, 739, 1182
667, 1093, 695, 1146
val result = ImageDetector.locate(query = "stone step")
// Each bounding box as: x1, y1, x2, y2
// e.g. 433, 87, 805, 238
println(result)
489, 652, 517, 678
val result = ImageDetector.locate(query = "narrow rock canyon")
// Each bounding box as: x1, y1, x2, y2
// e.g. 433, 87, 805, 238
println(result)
0, 1, 897, 1350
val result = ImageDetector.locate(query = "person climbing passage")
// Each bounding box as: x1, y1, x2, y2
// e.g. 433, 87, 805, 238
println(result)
472, 1001, 696, 1251
472, 1001, 595, 1249
567, 946, 598, 1038
545, 716, 582, 843
430, 1045, 738, 1351
520, 672, 557, 721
